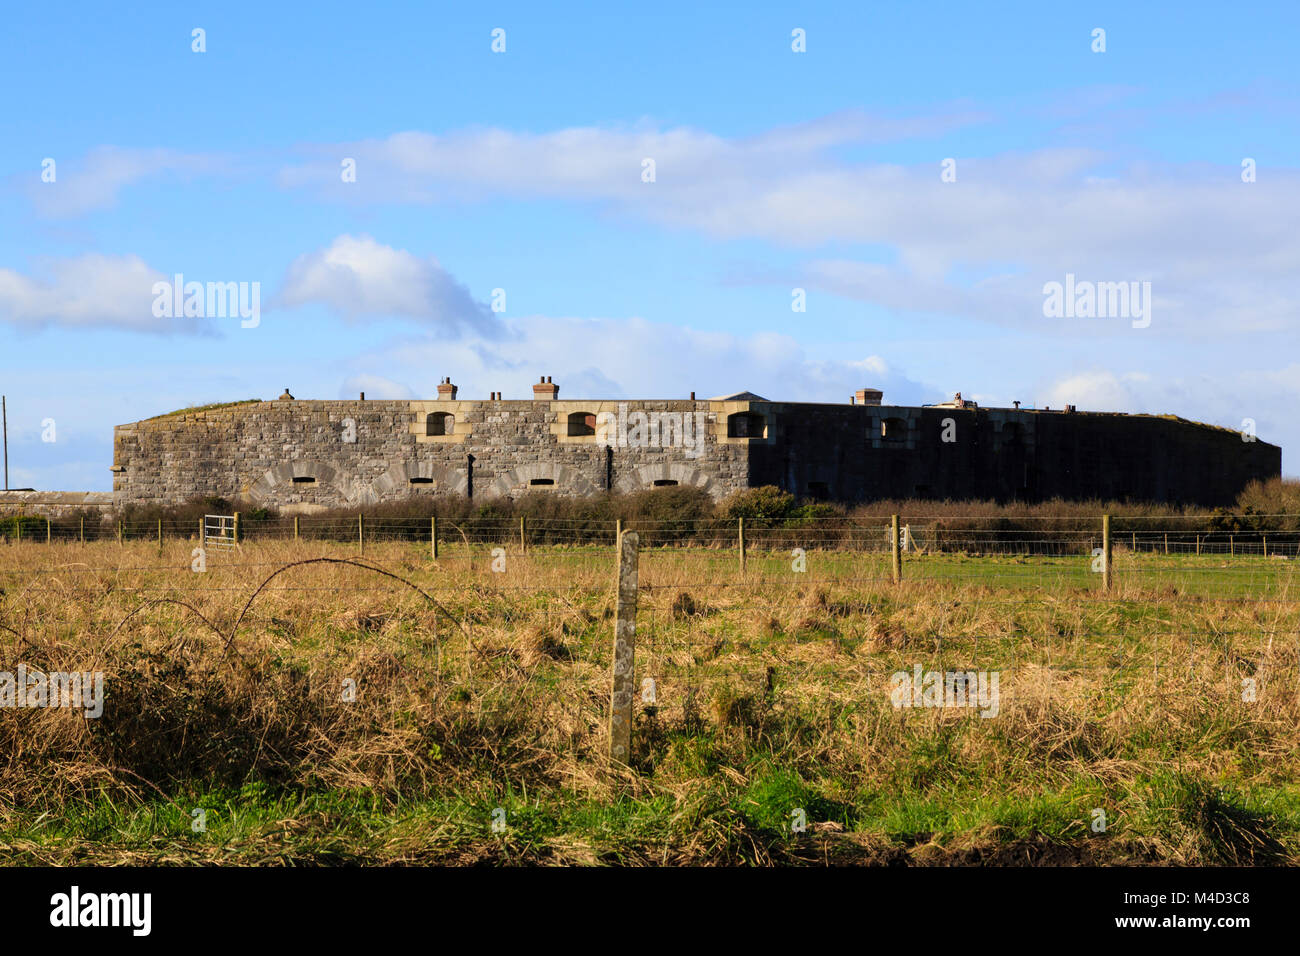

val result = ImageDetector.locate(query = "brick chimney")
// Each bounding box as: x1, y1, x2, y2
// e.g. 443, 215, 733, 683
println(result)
278, 388, 295, 401
532, 375, 558, 400
437, 377, 458, 400
854, 388, 883, 406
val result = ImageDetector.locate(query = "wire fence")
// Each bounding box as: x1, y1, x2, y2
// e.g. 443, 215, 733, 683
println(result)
4, 511, 1300, 556
1, 531, 1297, 743
2, 513, 1299, 610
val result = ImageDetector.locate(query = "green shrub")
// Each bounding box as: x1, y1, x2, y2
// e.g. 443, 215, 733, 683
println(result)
118, 495, 273, 539
2, 515, 48, 541
787, 501, 844, 526
720, 486, 795, 527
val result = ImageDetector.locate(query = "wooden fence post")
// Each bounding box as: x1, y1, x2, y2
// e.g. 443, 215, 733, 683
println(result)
233, 512, 241, 544
358, 513, 364, 554
117, 519, 123, 546
157, 516, 163, 552
1230, 534, 1235, 557
609, 531, 640, 766
294, 515, 300, 542
1196, 534, 1200, 555
80, 515, 85, 544
738, 517, 746, 576
46, 517, 52, 544
1163, 532, 1168, 555
615, 518, 622, 552
431, 516, 438, 560
1102, 514, 1112, 591
520, 516, 527, 555
891, 514, 902, 584
199, 517, 205, 545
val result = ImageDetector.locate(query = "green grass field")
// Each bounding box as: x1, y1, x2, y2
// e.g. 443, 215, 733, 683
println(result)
1, 538, 1297, 865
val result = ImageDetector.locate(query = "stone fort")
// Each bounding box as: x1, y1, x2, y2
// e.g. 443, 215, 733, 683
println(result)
110, 378, 1281, 511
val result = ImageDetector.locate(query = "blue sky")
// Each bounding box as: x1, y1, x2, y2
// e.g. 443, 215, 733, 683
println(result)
2, 0, 1298, 490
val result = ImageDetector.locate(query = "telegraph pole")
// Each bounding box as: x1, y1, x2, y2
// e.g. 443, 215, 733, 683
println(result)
2, 395, 8, 491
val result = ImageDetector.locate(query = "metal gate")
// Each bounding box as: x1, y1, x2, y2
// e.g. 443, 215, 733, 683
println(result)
203, 514, 237, 549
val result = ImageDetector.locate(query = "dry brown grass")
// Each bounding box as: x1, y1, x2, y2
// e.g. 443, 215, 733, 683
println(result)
0, 537, 1298, 864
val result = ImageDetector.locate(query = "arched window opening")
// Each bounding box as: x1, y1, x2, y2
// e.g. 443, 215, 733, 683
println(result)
727, 412, 766, 439
567, 411, 597, 436
426, 412, 455, 436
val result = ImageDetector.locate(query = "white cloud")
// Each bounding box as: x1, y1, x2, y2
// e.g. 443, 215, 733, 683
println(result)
277, 108, 989, 204
34, 113, 1300, 341
338, 373, 416, 400
850, 355, 890, 377
0, 253, 198, 333
279, 117, 1300, 338
1038, 367, 1290, 461
1042, 370, 1153, 411
23, 146, 227, 218
277, 235, 497, 334
347, 315, 932, 408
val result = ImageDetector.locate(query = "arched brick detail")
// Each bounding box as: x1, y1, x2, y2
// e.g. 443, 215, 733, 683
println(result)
371, 461, 468, 500
615, 463, 719, 497
248, 462, 344, 504
486, 461, 600, 498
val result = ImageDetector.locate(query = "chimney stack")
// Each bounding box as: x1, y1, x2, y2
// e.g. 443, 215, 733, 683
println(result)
855, 388, 883, 407
437, 377, 458, 400
279, 388, 295, 401
532, 375, 559, 401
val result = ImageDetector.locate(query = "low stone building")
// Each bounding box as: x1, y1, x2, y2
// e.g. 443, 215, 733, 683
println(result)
0, 490, 114, 517
108, 378, 1281, 511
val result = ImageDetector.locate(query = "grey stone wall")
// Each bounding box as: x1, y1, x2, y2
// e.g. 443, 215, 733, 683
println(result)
0, 490, 114, 518
110, 395, 1281, 510
112, 398, 749, 510
753, 403, 1280, 506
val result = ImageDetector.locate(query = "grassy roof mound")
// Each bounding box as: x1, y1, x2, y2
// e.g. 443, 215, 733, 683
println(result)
155, 399, 262, 418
